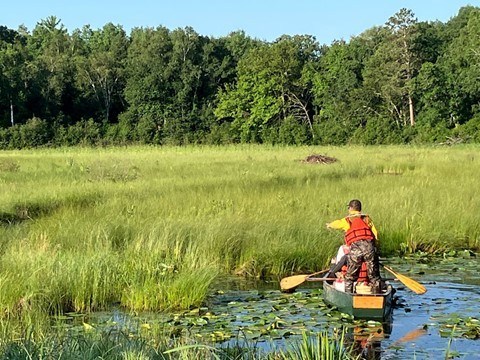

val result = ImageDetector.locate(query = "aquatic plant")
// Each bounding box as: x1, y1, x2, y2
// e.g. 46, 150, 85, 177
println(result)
276, 330, 356, 360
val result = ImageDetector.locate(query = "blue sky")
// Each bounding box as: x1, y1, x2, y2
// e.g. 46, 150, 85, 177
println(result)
2, 0, 478, 44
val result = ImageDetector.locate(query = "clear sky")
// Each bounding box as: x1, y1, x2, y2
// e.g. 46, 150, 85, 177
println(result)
1, 0, 478, 44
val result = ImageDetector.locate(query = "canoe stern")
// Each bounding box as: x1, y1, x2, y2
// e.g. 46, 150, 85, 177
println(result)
323, 281, 393, 320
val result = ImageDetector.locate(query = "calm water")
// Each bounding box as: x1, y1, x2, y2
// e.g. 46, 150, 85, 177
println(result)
374, 255, 480, 359
210, 255, 480, 359
202, 279, 480, 359
379, 281, 480, 359
82, 255, 480, 359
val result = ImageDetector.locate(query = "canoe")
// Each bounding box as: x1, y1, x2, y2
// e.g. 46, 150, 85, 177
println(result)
322, 280, 394, 320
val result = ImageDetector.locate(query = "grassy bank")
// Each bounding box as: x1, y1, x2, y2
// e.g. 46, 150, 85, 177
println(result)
0, 145, 479, 315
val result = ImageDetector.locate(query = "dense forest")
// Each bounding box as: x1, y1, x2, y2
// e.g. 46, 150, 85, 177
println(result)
0, 6, 479, 148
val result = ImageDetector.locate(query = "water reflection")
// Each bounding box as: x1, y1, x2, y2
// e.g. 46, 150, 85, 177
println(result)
210, 260, 480, 359
56, 257, 480, 359
348, 320, 392, 360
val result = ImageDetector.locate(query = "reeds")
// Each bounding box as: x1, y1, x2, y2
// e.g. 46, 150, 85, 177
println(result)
0, 323, 358, 360
0, 145, 478, 316
277, 330, 355, 360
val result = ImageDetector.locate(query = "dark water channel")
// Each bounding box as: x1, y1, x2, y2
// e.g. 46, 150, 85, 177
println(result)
79, 255, 480, 359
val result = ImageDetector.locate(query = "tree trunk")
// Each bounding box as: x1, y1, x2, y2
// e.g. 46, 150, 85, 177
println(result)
408, 94, 415, 126
10, 99, 14, 126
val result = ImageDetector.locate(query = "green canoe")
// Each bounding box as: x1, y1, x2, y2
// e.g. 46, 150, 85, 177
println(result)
322, 280, 394, 320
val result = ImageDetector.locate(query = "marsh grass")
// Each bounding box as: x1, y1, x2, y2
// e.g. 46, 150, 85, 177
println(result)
0, 323, 358, 360
277, 331, 356, 360
0, 145, 479, 316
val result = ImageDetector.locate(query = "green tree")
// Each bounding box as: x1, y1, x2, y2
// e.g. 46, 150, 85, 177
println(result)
409, 20, 450, 138
311, 34, 379, 144
122, 26, 173, 142
123, 26, 248, 144
0, 28, 27, 127
25, 16, 76, 123
74, 23, 128, 124
215, 35, 318, 143
363, 9, 420, 127
437, 6, 480, 126
165, 26, 204, 141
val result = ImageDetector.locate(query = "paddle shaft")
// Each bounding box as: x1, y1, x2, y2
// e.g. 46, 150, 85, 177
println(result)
306, 277, 396, 282
279, 268, 330, 291
380, 263, 427, 294
307, 269, 330, 278
305, 277, 337, 282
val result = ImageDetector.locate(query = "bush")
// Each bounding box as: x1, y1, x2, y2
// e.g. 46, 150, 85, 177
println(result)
350, 117, 404, 145
311, 115, 355, 145
135, 115, 161, 144
19, 117, 51, 147
452, 113, 480, 142
0, 127, 12, 149
410, 122, 450, 144
64, 119, 101, 146
277, 116, 309, 145
205, 122, 236, 144
0, 118, 51, 149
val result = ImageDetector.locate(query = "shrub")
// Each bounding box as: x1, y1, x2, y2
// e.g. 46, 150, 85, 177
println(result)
350, 117, 404, 145
64, 119, 101, 146
312, 118, 351, 145
452, 113, 480, 142
205, 122, 236, 144
409, 122, 450, 144
19, 117, 51, 147
277, 116, 309, 145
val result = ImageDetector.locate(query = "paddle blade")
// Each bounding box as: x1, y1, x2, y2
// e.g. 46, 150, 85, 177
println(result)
280, 274, 309, 292
383, 265, 427, 295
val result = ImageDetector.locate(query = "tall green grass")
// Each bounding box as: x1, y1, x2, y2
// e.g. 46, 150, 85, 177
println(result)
0, 323, 358, 360
0, 145, 479, 315
277, 331, 355, 360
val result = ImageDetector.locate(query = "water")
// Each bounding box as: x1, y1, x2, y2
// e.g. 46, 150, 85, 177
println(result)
200, 279, 480, 359
78, 255, 480, 359
207, 255, 480, 359
378, 254, 480, 359
380, 281, 480, 359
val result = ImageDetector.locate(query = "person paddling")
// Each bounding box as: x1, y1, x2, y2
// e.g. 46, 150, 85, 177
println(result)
326, 199, 381, 294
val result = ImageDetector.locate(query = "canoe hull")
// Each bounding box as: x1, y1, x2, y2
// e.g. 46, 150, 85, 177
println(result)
323, 281, 394, 320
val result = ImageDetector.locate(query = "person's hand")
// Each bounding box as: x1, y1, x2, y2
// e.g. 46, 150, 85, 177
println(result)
326, 223, 331, 229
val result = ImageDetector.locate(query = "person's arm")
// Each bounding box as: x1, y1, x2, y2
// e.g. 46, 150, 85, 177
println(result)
365, 216, 379, 240
326, 218, 350, 231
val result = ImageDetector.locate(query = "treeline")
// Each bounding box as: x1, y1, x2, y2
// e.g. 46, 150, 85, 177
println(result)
1, 6, 480, 148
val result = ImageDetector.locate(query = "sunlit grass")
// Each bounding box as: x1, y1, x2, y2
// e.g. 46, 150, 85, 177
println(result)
0, 144, 479, 316
278, 331, 355, 360
0, 322, 358, 360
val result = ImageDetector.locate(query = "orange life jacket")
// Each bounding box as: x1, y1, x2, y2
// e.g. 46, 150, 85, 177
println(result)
344, 216, 375, 246
358, 262, 368, 283
340, 263, 368, 283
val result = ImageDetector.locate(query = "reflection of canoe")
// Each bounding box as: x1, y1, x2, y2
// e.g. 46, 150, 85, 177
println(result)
322, 281, 394, 320
350, 322, 392, 360
353, 319, 392, 341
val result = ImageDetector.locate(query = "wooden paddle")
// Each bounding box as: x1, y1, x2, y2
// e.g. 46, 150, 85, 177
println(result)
381, 264, 427, 295
280, 268, 330, 292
